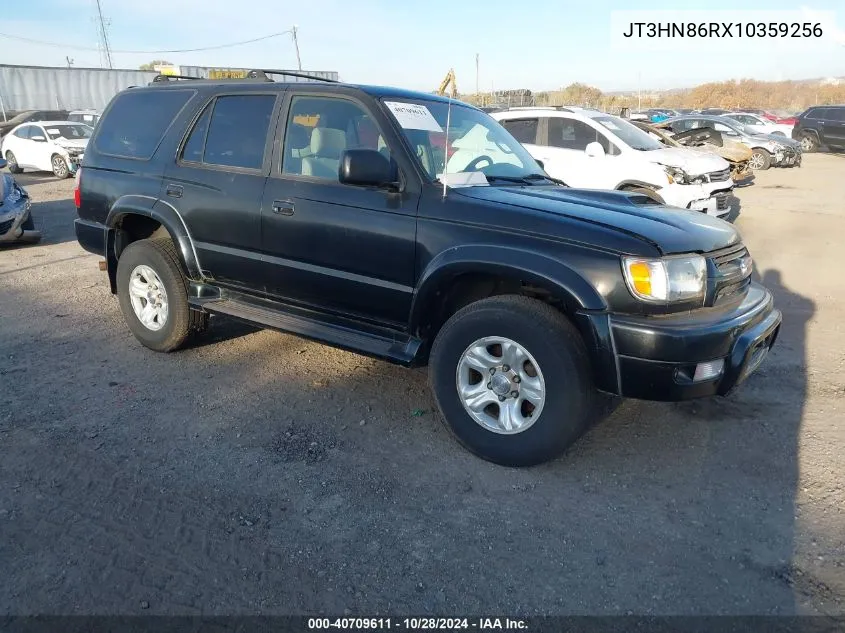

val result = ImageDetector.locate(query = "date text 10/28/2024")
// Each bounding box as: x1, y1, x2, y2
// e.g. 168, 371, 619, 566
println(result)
308, 618, 528, 630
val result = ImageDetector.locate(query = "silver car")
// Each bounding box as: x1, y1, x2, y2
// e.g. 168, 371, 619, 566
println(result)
663, 115, 802, 170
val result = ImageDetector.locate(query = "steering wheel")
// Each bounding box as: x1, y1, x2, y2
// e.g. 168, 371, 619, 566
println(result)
464, 155, 494, 172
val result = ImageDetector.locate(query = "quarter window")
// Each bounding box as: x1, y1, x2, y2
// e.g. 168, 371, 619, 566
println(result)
95, 89, 193, 159
13, 126, 32, 139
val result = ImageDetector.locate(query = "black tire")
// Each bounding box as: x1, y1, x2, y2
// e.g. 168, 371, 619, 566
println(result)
750, 148, 772, 170
800, 133, 819, 153
620, 186, 664, 204
116, 238, 195, 352
429, 295, 596, 467
5, 151, 23, 174
51, 154, 70, 179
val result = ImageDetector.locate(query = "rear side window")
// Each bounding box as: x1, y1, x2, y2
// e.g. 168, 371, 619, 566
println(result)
500, 118, 538, 144
201, 95, 276, 169
95, 89, 193, 159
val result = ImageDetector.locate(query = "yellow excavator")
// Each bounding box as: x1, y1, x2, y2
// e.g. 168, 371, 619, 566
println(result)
436, 69, 458, 98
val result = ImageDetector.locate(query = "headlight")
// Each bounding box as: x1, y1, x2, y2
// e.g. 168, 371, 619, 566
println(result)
663, 166, 689, 184
623, 255, 707, 303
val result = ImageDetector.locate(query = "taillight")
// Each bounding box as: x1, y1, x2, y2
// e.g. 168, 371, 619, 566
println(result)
73, 168, 82, 208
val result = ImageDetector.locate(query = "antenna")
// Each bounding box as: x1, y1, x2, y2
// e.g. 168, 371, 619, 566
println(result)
291, 25, 302, 71
94, 0, 113, 69
442, 93, 452, 200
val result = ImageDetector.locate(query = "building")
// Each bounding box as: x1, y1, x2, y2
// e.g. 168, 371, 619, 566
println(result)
0, 64, 339, 118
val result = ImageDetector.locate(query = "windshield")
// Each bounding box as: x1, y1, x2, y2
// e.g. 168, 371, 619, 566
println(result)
43, 124, 92, 141
382, 99, 542, 183
710, 118, 746, 134
592, 115, 663, 151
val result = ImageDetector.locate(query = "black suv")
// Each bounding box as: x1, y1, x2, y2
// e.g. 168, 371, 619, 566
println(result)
74, 71, 781, 466
792, 105, 845, 152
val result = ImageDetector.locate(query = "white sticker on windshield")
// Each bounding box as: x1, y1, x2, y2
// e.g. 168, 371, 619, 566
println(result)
385, 101, 443, 132
46, 128, 61, 134
598, 120, 621, 131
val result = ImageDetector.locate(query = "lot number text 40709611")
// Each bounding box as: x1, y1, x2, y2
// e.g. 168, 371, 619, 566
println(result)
307, 618, 528, 630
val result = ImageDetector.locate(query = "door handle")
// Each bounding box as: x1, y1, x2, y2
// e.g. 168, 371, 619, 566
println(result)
272, 200, 295, 216
165, 184, 183, 198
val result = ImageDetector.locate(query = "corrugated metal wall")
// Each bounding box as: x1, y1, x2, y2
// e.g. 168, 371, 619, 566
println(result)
0, 64, 340, 116
0, 65, 157, 113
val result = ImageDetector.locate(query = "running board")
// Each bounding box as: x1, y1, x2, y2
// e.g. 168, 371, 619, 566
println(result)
191, 294, 422, 366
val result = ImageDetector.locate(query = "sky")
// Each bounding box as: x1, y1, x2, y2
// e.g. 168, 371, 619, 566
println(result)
2, 0, 844, 93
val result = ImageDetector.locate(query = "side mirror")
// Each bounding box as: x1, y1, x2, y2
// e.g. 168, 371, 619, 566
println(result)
585, 142, 605, 158
31, 135, 47, 142
0, 158, 6, 170
535, 159, 544, 170
339, 149, 395, 188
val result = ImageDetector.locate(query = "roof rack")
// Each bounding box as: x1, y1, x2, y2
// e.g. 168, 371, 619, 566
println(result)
149, 74, 200, 83
246, 69, 337, 83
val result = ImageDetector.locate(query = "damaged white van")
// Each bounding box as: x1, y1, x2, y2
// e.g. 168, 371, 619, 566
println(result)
493, 107, 734, 218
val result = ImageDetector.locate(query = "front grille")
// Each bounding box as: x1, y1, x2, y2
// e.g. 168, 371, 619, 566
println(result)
708, 243, 752, 305
707, 167, 731, 182
0, 218, 14, 234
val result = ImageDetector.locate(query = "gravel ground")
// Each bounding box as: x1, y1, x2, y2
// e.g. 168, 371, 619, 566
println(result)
1, 156, 843, 616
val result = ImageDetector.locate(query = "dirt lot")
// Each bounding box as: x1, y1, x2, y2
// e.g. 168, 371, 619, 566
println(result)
1, 156, 843, 616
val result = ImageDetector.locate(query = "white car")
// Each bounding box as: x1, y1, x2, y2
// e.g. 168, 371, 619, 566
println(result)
492, 107, 734, 218
724, 112, 793, 137
0, 121, 92, 178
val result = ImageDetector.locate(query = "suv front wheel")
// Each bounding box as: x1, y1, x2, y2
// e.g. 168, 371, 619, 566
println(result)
116, 238, 197, 352
429, 295, 595, 466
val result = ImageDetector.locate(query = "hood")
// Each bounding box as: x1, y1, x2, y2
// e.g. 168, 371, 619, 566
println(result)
55, 138, 89, 150
453, 185, 741, 255
746, 132, 800, 148
694, 141, 752, 163
640, 147, 729, 176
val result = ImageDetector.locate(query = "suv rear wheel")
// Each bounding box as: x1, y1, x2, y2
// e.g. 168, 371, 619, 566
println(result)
799, 133, 819, 153
429, 295, 595, 466
116, 238, 198, 352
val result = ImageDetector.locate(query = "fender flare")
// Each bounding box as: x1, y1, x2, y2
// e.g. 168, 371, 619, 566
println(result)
106, 194, 202, 279
615, 179, 661, 192
409, 244, 607, 333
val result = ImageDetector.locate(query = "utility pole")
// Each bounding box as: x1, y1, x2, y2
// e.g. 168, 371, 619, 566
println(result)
94, 0, 113, 69
637, 71, 642, 110
291, 25, 302, 71
475, 53, 479, 95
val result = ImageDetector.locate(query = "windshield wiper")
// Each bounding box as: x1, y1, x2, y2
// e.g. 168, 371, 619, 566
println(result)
484, 173, 567, 186
522, 173, 568, 186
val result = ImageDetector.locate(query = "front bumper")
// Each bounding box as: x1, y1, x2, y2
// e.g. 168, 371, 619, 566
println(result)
660, 182, 734, 218
0, 197, 41, 244
598, 283, 781, 400
772, 146, 801, 167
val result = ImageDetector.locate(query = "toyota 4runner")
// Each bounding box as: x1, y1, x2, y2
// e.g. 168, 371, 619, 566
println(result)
74, 71, 782, 466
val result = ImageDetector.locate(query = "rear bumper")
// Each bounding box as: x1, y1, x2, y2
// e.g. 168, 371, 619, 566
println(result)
75, 218, 107, 255
583, 283, 781, 401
